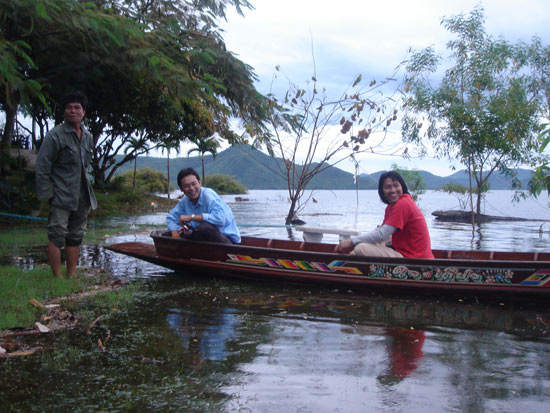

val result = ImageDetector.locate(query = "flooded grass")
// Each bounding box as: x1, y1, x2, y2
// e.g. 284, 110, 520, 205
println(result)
0, 265, 88, 330
0, 227, 48, 252
1, 271, 550, 412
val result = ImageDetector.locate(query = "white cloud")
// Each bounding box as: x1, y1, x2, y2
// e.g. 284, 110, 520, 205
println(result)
219, 0, 550, 174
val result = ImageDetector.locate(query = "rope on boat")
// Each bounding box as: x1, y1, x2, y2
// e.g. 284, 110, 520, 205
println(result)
0, 211, 47, 222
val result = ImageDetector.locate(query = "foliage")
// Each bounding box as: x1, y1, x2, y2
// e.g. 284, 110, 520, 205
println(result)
265, 66, 402, 224
528, 125, 550, 199
401, 6, 542, 215
1, 0, 271, 187
92, 189, 176, 220
0, 170, 41, 214
204, 173, 247, 194
0, 0, 136, 173
111, 168, 172, 194
187, 136, 221, 182
391, 164, 426, 203
0, 265, 87, 330
437, 182, 470, 210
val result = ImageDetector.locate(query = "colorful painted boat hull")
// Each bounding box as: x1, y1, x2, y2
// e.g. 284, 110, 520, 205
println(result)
105, 230, 550, 299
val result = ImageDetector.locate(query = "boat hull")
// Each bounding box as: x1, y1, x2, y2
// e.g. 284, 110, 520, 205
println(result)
104, 231, 550, 299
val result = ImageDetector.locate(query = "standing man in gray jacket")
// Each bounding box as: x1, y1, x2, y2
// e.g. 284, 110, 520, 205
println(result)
36, 91, 97, 277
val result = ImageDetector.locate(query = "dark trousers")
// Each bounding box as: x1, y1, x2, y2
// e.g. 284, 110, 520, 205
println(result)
183, 222, 233, 244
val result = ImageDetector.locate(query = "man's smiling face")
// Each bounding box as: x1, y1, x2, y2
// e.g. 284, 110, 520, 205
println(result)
180, 174, 201, 203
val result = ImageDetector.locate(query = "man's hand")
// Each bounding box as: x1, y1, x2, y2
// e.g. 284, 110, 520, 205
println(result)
337, 238, 353, 253
178, 214, 191, 225
171, 230, 180, 238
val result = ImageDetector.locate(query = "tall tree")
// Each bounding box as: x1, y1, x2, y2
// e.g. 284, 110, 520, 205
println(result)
401, 6, 541, 215
157, 139, 180, 199
124, 135, 150, 191
2, 0, 271, 188
0, 0, 133, 174
187, 136, 221, 182
528, 126, 550, 199
520, 38, 550, 199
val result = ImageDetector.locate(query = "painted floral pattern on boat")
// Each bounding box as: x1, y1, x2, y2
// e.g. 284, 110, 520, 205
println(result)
367, 264, 514, 284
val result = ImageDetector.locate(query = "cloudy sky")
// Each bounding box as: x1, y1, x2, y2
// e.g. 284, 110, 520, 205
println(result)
219, 0, 550, 176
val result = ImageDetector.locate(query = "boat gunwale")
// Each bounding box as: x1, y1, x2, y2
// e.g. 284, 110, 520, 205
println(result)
105, 238, 550, 299
149, 230, 550, 266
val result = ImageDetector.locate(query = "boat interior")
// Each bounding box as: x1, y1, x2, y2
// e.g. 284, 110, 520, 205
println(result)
239, 236, 550, 262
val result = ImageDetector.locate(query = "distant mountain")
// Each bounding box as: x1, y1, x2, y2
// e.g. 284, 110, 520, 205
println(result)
361, 168, 533, 190
115, 144, 533, 190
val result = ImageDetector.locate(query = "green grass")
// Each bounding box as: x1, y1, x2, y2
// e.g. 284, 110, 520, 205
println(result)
0, 228, 48, 251
0, 265, 89, 330
0, 187, 171, 331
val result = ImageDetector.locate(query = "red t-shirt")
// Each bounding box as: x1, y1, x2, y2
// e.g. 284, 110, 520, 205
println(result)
382, 194, 434, 258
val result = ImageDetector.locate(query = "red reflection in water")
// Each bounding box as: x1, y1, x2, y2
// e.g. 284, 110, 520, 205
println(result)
387, 328, 426, 379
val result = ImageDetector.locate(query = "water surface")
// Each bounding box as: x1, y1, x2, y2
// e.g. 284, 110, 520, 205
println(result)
2, 190, 550, 412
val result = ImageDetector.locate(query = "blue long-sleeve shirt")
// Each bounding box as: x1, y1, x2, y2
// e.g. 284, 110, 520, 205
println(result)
166, 187, 241, 244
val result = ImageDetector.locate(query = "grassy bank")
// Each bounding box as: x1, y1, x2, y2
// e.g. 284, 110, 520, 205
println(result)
0, 188, 175, 253
0, 188, 171, 332
0, 264, 142, 332
0, 225, 163, 255
0, 266, 90, 330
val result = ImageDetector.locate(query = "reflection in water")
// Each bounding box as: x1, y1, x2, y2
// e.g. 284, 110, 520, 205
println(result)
383, 328, 426, 382
167, 308, 239, 361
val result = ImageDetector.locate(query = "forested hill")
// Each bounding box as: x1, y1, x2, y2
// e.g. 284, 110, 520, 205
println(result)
115, 144, 533, 190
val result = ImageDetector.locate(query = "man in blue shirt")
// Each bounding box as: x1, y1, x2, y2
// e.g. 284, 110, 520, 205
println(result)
166, 168, 240, 244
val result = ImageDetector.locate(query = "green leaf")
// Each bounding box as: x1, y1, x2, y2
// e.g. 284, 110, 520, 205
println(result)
35, 2, 49, 19
149, 56, 160, 66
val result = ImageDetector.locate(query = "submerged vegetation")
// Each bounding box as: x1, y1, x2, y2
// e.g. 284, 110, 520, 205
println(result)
0, 263, 143, 347
0, 266, 93, 330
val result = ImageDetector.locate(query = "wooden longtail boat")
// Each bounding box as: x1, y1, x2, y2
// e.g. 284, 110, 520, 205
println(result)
105, 230, 550, 299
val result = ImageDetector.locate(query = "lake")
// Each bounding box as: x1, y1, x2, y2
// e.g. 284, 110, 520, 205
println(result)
2, 190, 550, 412
110, 189, 550, 251
232, 190, 549, 251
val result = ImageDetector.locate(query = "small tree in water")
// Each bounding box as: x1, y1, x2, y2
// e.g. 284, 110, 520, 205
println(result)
391, 164, 426, 203
401, 6, 542, 216
263, 65, 403, 225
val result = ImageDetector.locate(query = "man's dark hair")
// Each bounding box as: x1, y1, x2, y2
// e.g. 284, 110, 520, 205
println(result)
177, 168, 200, 189
62, 90, 88, 110
378, 170, 410, 204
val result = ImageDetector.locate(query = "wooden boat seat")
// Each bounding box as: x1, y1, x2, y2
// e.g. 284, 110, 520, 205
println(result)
296, 225, 360, 243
